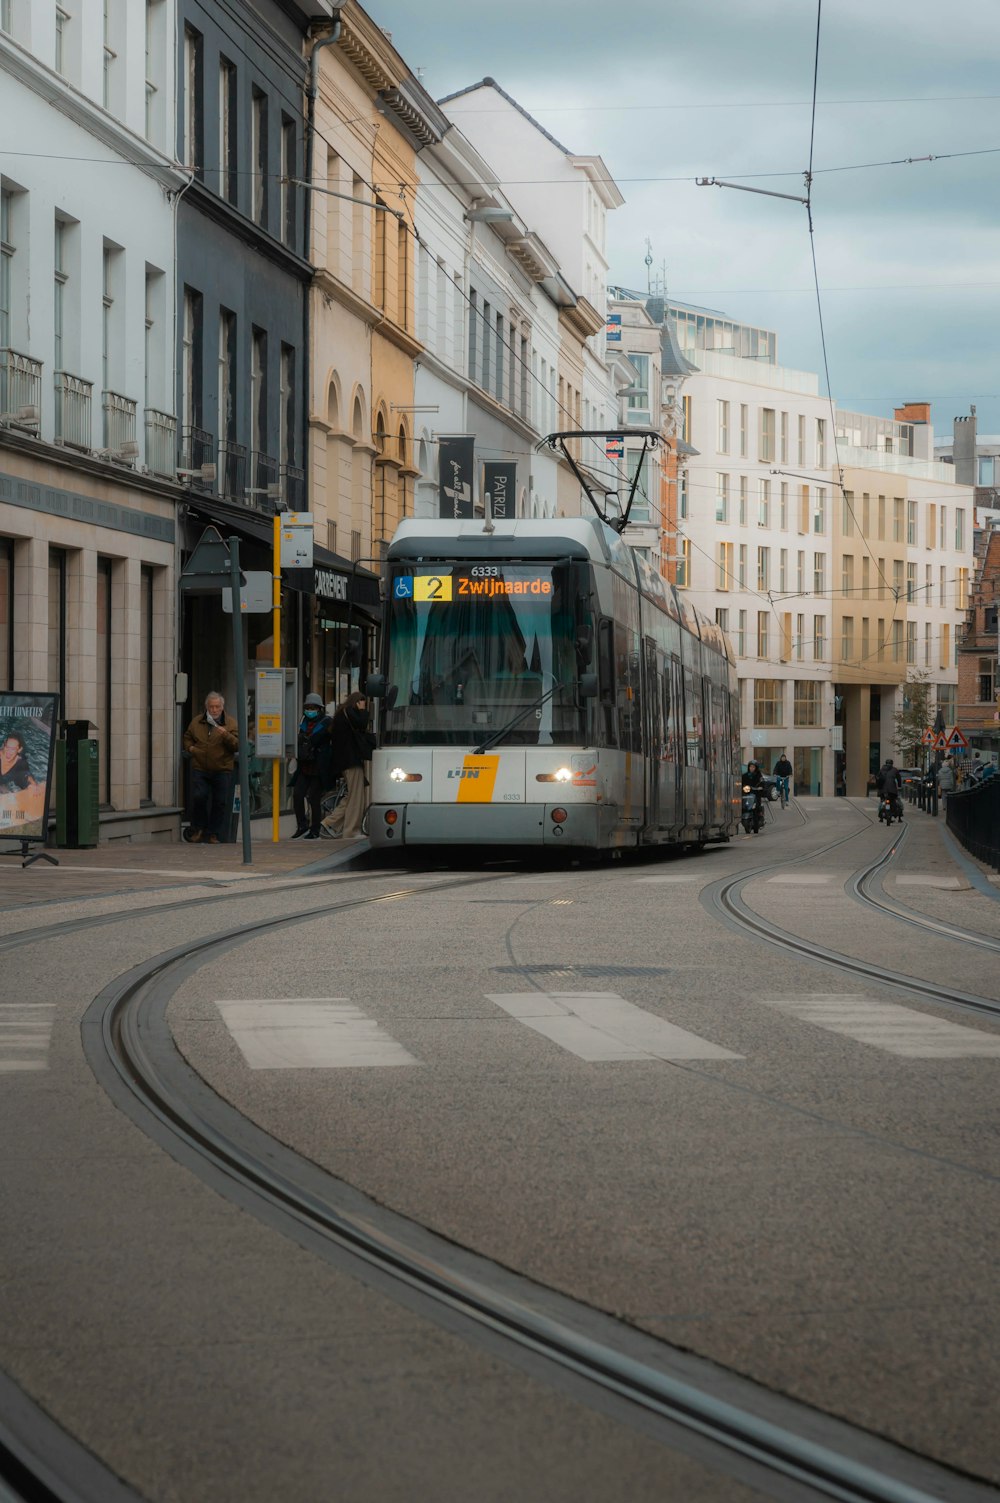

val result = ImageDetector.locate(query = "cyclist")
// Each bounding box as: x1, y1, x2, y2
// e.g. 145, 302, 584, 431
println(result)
772, 752, 793, 806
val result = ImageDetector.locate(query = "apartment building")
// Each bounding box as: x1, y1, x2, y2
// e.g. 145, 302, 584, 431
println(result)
0, 0, 184, 839
956, 525, 1000, 759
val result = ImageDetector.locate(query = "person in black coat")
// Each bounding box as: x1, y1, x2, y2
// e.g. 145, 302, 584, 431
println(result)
323, 691, 376, 838
291, 693, 333, 839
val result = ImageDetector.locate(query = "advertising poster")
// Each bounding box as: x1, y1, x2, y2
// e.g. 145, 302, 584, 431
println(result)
438, 435, 475, 519
0, 693, 59, 845
483, 461, 517, 521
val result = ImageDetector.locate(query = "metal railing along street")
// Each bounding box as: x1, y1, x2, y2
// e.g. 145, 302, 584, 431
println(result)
946, 778, 1000, 871
102, 390, 137, 455
248, 450, 278, 509
54, 371, 93, 448
282, 463, 305, 510
0, 348, 42, 420
180, 425, 214, 488
144, 408, 177, 477
218, 439, 248, 501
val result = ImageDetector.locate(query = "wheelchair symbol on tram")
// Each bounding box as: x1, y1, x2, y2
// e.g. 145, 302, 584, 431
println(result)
393, 577, 414, 600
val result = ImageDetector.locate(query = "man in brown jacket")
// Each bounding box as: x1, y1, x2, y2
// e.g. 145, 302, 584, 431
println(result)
183, 691, 239, 844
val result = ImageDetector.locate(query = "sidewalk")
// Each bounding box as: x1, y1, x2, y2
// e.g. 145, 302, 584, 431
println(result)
0, 814, 365, 907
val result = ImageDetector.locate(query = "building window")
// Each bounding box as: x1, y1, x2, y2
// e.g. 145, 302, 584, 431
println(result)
813, 552, 825, 595
841, 490, 855, 537
756, 612, 769, 658
279, 342, 295, 468
715, 473, 728, 523
55, 5, 70, 75
906, 562, 916, 602
101, 242, 122, 397
906, 620, 916, 665
739, 475, 748, 526
793, 680, 820, 726
813, 615, 825, 660
757, 478, 770, 528
281, 116, 296, 246
957, 568, 968, 610
183, 26, 203, 177
940, 505, 948, 549
927, 503, 936, 548
754, 678, 781, 725
717, 542, 733, 590
218, 309, 236, 443
737, 610, 746, 656
467, 289, 477, 380
796, 550, 805, 593
627, 353, 650, 422
756, 546, 770, 591
780, 481, 788, 531
682, 394, 691, 445
978, 656, 997, 703
738, 543, 747, 589
676, 539, 690, 587
779, 548, 787, 591
717, 399, 729, 454
495, 311, 504, 400
892, 558, 904, 599
797, 413, 805, 465
798, 484, 809, 533
842, 554, 854, 597
102, 0, 117, 109
841, 616, 855, 662
1, 0, 11, 35
907, 499, 917, 545
812, 487, 826, 534
795, 613, 804, 662
250, 327, 267, 459
955, 508, 966, 550
678, 470, 688, 519
219, 59, 237, 203
0, 187, 11, 350
181, 287, 202, 431
251, 88, 268, 227
891, 620, 903, 663
816, 418, 827, 468
715, 607, 729, 636
939, 566, 947, 608
739, 403, 748, 457
892, 496, 904, 543
759, 407, 775, 463
861, 617, 870, 662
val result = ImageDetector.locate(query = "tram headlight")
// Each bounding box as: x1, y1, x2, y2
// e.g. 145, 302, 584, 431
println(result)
389, 767, 422, 782
535, 767, 573, 784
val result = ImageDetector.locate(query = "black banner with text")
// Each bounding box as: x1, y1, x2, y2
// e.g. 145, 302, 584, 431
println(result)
438, 435, 475, 519
483, 461, 517, 521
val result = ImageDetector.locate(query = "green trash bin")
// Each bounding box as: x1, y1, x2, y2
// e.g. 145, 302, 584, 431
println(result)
56, 720, 100, 848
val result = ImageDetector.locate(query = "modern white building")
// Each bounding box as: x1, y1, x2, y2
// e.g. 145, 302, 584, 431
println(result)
0, 0, 186, 837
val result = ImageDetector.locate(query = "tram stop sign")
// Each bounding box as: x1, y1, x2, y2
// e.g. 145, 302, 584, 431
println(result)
180, 526, 246, 594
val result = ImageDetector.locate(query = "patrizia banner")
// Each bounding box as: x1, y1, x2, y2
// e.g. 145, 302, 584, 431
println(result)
483, 461, 516, 520
0, 693, 59, 845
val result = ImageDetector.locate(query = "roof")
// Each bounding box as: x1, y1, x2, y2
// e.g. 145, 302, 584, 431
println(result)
438, 77, 573, 156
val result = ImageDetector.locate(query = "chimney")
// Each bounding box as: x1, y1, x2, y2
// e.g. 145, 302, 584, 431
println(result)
894, 402, 930, 425
953, 406, 977, 486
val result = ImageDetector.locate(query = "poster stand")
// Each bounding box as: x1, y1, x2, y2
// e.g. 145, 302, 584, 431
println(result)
0, 691, 61, 871
0, 839, 59, 870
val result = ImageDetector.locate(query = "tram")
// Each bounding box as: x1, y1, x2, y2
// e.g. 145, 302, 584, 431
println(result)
365, 515, 740, 850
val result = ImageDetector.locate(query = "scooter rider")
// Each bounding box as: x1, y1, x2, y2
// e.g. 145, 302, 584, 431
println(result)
875, 758, 903, 818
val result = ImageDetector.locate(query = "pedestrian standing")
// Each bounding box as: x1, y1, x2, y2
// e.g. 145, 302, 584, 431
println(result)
183, 692, 239, 844
291, 693, 333, 840
937, 757, 956, 796
322, 692, 375, 838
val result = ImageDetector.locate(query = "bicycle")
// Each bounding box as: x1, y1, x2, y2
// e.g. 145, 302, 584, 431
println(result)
318, 777, 347, 838
774, 775, 790, 809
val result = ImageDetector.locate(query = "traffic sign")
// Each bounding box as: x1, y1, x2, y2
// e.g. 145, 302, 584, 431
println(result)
921, 728, 934, 746
933, 732, 948, 751
946, 726, 969, 751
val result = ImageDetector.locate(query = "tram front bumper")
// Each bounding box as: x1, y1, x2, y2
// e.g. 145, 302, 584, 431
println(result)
369, 801, 602, 847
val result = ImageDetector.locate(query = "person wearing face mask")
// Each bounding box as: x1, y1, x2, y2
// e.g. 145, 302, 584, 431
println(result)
322, 691, 376, 839
291, 692, 333, 839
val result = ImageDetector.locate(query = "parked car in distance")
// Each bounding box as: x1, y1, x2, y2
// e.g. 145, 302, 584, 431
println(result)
897, 767, 924, 790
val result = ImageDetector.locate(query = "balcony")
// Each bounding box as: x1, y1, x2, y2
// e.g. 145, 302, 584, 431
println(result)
218, 439, 248, 501
102, 390, 137, 461
180, 425, 215, 490
0, 349, 42, 428
144, 408, 177, 478
282, 463, 305, 511
54, 371, 93, 449
247, 450, 279, 510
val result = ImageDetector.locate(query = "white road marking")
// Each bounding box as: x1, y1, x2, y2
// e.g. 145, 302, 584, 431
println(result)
758, 994, 1000, 1058
633, 875, 701, 884
892, 876, 966, 889
766, 874, 834, 884
215, 998, 420, 1069
0, 1003, 56, 1072
486, 992, 742, 1063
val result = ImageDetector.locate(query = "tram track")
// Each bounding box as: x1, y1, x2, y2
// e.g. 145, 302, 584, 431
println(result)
2, 830, 996, 1500
64, 862, 990, 1503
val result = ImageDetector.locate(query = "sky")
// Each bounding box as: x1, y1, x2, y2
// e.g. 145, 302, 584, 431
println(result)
368, 0, 1000, 443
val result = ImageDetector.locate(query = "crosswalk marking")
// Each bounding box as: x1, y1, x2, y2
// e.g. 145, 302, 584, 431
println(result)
486, 992, 742, 1063
757, 993, 1000, 1058
892, 875, 965, 889
766, 874, 834, 885
0, 1003, 56, 1072
215, 999, 420, 1069
633, 875, 701, 884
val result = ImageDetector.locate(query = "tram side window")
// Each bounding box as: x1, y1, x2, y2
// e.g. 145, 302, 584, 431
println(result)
617, 631, 642, 753
684, 668, 704, 767
662, 667, 674, 760
597, 617, 617, 746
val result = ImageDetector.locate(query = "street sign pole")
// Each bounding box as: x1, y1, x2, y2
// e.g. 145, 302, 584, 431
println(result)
272, 511, 281, 846
229, 541, 253, 866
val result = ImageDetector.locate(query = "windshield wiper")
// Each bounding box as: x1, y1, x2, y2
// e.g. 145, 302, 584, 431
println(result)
472, 681, 568, 756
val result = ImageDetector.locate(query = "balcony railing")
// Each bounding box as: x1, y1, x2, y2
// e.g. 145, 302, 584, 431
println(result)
282, 463, 306, 511
0, 349, 42, 425
54, 371, 93, 449
218, 439, 248, 501
144, 408, 177, 478
247, 450, 279, 510
102, 390, 137, 458
180, 425, 215, 489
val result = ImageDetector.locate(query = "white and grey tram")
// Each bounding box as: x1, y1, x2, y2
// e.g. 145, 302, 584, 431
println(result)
366, 516, 740, 850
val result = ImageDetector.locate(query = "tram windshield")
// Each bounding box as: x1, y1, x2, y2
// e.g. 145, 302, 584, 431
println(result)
381, 561, 590, 747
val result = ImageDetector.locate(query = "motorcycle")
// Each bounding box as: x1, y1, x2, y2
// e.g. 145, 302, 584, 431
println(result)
877, 792, 901, 826
741, 784, 764, 834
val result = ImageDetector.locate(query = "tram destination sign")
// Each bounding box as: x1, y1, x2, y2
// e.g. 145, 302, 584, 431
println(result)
394, 567, 553, 603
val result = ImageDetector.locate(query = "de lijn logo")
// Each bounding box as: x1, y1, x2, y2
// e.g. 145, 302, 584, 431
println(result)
446, 767, 482, 780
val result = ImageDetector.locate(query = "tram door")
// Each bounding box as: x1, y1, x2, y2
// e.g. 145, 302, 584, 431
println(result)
643, 638, 661, 833
668, 653, 683, 830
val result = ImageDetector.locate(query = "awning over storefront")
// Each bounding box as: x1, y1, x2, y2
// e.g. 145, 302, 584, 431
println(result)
181, 495, 381, 615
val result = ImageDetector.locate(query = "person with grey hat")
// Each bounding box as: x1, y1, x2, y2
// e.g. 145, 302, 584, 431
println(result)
291, 692, 333, 839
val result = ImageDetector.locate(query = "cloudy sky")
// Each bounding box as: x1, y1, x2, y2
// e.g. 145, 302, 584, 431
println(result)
370, 0, 1000, 442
